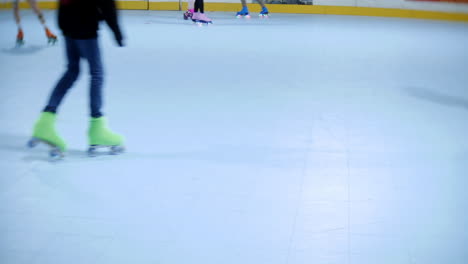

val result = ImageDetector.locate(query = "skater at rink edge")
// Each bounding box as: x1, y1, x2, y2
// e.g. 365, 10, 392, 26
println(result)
183, 0, 195, 20
191, 0, 212, 24
13, 0, 57, 45
236, 0, 269, 18
29, 0, 125, 159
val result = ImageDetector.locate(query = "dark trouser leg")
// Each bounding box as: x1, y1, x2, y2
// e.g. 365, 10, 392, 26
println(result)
44, 37, 80, 113
195, 0, 204, 13
77, 38, 104, 118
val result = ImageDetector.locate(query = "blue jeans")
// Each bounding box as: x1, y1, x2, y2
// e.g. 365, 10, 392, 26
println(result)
44, 37, 104, 118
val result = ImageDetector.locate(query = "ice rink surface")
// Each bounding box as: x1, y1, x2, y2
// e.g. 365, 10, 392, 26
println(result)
0, 9, 468, 264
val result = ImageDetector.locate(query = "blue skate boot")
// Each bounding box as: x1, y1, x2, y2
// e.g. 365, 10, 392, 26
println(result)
259, 6, 269, 18
236, 6, 250, 18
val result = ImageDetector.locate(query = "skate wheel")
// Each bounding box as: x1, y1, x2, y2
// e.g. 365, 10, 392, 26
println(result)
49, 148, 63, 161
110, 146, 125, 155
27, 138, 40, 148
88, 146, 98, 157
48, 38, 57, 45
245, 15, 251, 19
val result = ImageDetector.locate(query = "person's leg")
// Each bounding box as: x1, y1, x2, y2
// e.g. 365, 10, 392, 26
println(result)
193, 0, 212, 22
78, 38, 124, 148
236, 0, 250, 17
257, 0, 266, 8
188, 0, 195, 11
240, 0, 247, 8
26, 0, 46, 25
43, 37, 80, 113
184, 0, 195, 20
13, 0, 24, 43
194, 0, 203, 13
13, 0, 21, 27
26, 0, 57, 42
77, 38, 104, 118
31, 37, 78, 152
258, 0, 268, 16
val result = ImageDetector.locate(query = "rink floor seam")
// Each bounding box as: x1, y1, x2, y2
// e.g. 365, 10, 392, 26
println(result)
284, 117, 315, 264
345, 123, 351, 264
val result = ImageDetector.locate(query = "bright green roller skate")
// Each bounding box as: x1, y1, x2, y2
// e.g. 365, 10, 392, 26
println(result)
88, 117, 125, 157
28, 112, 66, 160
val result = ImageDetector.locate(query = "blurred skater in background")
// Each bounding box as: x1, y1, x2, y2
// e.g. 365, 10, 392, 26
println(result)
236, 0, 269, 18
191, 0, 212, 25
183, 0, 195, 20
13, 0, 57, 45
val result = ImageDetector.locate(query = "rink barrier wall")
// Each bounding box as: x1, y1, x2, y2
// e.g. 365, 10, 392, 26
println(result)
0, 1, 147, 10
1, 1, 468, 22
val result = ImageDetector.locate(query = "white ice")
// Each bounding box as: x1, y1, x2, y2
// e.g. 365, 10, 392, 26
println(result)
0, 9, 468, 264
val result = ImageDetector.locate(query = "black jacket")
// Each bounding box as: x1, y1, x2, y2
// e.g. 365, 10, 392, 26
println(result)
58, 0, 123, 45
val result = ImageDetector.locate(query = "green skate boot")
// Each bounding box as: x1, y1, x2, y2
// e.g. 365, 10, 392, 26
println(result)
28, 112, 66, 160
88, 117, 125, 157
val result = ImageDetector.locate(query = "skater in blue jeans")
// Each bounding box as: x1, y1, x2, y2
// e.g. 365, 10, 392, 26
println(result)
29, 0, 125, 159
43, 38, 105, 118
